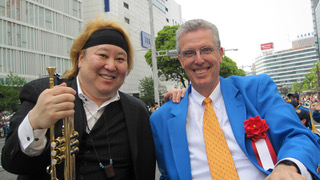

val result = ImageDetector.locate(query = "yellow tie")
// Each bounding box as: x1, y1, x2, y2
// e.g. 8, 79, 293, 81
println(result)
203, 97, 239, 180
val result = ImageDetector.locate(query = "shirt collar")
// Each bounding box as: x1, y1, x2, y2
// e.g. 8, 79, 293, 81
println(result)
190, 82, 223, 109
76, 76, 120, 108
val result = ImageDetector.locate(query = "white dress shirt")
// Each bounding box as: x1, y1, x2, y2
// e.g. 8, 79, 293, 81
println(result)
186, 83, 311, 179
18, 77, 120, 156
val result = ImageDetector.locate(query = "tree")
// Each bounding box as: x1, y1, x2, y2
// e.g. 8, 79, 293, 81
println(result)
145, 25, 188, 88
139, 76, 156, 106
0, 72, 26, 112
291, 62, 319, 93
220, 56, 246, 78
303, 62, 319, 89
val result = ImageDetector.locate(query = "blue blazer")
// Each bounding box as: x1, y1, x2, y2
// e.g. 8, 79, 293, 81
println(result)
150, 74, 320, 180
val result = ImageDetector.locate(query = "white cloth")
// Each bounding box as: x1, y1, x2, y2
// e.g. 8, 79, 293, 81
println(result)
186, 83, 311, 180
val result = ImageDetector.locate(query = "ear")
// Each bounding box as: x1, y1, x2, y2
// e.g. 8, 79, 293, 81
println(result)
218, 47, 224, 63
301, 119, 306, 125
78, 51, 84, 69
178, 54, 184, 69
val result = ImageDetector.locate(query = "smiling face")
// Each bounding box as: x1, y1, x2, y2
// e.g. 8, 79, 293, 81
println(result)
178, 28, 223, 97
77, 44, 128, 105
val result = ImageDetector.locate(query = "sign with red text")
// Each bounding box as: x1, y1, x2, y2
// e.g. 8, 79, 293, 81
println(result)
261, 43, 274, 51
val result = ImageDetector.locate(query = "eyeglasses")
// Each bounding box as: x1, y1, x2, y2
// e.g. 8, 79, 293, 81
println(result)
180, 46, 218, 59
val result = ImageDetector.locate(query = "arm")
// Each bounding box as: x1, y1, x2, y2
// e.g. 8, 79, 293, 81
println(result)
254, 75, 320, 179
265, 162, 307, 180
163, 88, 186, 103
1, 80, 76, 175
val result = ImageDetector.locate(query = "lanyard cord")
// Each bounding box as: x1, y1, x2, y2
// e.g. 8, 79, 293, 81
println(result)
84, 104, 113, 168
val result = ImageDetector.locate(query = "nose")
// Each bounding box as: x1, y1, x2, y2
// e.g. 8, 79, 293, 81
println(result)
104, 58, 117, 71
194, 51, 205, 64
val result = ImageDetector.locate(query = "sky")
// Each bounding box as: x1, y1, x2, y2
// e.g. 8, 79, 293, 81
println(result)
173, 0, 314, 71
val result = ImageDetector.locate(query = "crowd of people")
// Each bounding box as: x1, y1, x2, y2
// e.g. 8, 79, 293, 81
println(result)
0, 112, 11, 137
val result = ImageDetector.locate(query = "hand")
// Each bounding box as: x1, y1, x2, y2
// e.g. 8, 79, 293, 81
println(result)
163, 88, 187, 103
314, 101, 320, 112
264, 164, 306, 180
29, 83, 76, 130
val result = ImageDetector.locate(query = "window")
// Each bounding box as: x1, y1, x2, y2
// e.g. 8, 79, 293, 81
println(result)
21, 26, 26, 48
7, 22, 12, 46
124, 2, 129, 9
45, 9, 52, 30
72, 0, 78, 17
152, 0, 166, 13
166, 18, 169, 23
39, 7, 45, 28
124, 17, 130, 24
0, 0, 4, 16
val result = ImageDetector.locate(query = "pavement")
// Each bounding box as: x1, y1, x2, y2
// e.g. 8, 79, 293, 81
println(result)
0, 138, 18, 180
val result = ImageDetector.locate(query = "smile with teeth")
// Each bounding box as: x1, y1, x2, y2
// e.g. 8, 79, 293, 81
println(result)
194, 67, 210, 74
101, 74, 114, 79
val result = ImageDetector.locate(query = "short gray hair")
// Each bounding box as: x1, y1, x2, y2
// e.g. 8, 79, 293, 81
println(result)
176, 19, 221, 52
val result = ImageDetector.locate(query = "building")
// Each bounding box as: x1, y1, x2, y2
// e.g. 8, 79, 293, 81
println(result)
82, 0, 182, 96
255, 41, 318, 89
0, 0, 182, 97
0, 0, 83, 82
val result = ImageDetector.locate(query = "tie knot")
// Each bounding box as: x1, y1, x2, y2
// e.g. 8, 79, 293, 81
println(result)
203, 97, 212, 105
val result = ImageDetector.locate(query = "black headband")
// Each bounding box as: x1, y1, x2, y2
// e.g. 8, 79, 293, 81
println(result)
82, 28, 129, 53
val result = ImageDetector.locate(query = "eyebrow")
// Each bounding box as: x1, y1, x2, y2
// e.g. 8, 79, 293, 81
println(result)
96, 47, 127, 57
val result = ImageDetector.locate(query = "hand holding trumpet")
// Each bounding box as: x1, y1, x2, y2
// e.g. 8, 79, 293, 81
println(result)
28, 83, 76, 130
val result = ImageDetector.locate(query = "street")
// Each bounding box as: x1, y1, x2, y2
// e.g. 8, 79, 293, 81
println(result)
0, 138, 17, 180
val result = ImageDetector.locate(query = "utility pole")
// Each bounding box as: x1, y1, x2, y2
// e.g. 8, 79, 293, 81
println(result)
148, 0, 160, 105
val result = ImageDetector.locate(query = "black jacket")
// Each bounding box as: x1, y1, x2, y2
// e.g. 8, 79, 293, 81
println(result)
1, 77, 156, 180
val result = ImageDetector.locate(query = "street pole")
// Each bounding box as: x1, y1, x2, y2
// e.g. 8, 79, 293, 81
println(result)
310, 0, 320, 89
148, 0, 160, 105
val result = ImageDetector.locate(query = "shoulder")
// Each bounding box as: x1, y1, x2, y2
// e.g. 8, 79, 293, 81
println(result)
119, 91, 147, 108
298, 104, 309, 111
24, 76, 72, 89
150, 100, 180, 121
223, 74, 271, 83
221, 74, 274, 90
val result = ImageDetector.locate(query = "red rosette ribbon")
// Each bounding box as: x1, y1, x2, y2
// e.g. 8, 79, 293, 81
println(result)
244, 116, 269, 142
244, 116, 277, 170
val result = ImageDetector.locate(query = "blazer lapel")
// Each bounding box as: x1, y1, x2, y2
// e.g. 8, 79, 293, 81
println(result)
67, 79, 86, 140
220, 78, 248, 155
220, 77, 265, 171
118, 92, 138, 163
167, 87, 192, 180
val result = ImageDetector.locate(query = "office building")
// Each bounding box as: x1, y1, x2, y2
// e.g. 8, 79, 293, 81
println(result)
0, 0, 83, 81
255, 41, 318, 88
0, 0, 182, 97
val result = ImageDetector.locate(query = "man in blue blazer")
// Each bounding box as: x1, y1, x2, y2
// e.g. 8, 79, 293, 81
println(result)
150, 19, 320, 180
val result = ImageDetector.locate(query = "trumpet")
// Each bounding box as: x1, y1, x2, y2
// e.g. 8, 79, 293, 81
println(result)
46, 67, 79, 180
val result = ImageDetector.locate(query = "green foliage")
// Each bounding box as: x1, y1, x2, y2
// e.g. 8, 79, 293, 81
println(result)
303, 62, 318, 89
0, 72, 26, 112
291, 62, 319, 93
144, 25, 188, 88
220, 56, 246, 78
139, 76, 156, 106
